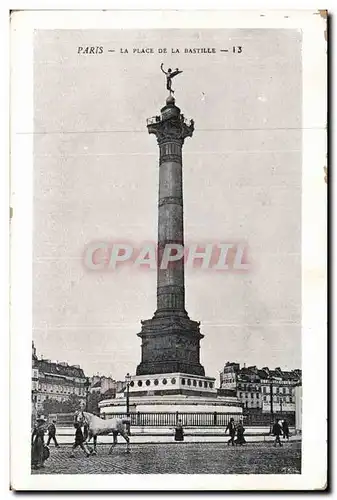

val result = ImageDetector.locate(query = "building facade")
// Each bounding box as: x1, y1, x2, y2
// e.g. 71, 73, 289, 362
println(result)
32, 342, 88, 414
89, 375, 125, 398
220, 362, 302, 413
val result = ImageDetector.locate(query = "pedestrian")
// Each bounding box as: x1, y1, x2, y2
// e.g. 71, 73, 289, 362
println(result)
70, 422, 91, 458
74, 402, 89, 441
31, 415, 48, 469
225, 418, 236, 446
174, 419, 184, 441
235, 420, 246, 446
282, 419, 290, 440
46, 419, 59, 447
272, 419, 283, 447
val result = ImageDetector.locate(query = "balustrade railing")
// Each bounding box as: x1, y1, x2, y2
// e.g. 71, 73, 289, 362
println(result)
46, 411, 294, 428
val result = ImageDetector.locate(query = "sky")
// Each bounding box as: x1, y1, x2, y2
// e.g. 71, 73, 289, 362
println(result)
33, 28, 302, 382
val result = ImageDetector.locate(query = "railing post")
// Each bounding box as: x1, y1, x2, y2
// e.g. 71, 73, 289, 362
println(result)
137, 411, 140, 426
213, 411, 217, 426
176, 411, 179, 425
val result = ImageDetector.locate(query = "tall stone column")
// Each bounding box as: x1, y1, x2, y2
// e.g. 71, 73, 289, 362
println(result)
155, 96, 188, 316
136, 95, 205, 377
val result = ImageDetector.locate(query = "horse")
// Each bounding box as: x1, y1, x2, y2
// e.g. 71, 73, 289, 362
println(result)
82, 412, 130, 454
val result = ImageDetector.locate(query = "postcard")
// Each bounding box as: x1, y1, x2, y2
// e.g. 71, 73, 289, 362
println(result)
10, 9, 327, 490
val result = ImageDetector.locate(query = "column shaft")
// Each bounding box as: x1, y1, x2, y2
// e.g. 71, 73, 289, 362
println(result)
157, 140, 185, 314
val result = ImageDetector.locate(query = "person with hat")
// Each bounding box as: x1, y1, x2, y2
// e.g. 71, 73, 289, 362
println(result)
225, 418, 236, 446
272, 418, 283, 447
31, 415, 48, 469
235, 420, 246, 446
70, 403, 91, 458
46, 419, 59, 447
70, 422, 91, 458
174, 419, 184, 442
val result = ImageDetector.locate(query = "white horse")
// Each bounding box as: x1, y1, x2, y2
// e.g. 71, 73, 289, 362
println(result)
83, 412, 130, 454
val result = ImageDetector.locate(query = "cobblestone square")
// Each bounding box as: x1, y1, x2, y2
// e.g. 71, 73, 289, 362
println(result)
32, 441, 301, 475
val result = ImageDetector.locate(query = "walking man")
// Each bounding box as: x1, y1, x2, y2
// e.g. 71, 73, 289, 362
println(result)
225, 418, 236, 446
70, 422, 91, 458
282, 419, 290, 440
70, 403, 91, 457
272, 419, 283, 447
235, 420, 246, 446
46, 419, 59, 447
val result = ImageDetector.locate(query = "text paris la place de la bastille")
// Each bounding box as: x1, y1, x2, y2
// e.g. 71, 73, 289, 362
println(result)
77, 46, 229, 55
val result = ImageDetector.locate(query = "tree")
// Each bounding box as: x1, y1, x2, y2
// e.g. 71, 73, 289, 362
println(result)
42, 394, 82, 416
87, 392, 101, 414
63, 394, 82, 413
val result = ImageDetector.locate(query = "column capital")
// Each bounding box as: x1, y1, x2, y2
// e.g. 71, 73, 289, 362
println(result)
147, 102, 194, 145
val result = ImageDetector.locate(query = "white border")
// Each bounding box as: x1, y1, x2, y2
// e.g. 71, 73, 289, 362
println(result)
10, 9, 327, 491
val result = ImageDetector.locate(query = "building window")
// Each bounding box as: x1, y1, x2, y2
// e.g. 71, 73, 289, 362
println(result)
130, 381, 134, 387
181, 378, 185, 385
210, 383, 214, 389
137, 380, 142, 387
263, 387, 266, 394
289, 397, 293, 403
198, 381, 202, 387
193, 380, 197, 387
204, 381, 207, 388
263, 396, 266, 401
187, 379, 191, 386
239, 392, 243, 398
162, 378, 167, 385
256, 393, 259, 398
145, 380, 151, 386
171, 378, 176, 385
154, 379, 159, 386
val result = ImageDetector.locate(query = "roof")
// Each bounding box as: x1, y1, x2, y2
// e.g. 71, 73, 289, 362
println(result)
91, 380, 101, 388
231, 364, 302, 384
37, 359, 85, 379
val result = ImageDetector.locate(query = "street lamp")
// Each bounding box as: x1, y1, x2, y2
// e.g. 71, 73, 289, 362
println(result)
84, 377, 90, 411
269, 380, 274, 433
125, 373, 131, 435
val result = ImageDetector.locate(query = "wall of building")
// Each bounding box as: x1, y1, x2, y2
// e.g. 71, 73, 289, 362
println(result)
31, 343, 87, 413
220, 362, 301, 413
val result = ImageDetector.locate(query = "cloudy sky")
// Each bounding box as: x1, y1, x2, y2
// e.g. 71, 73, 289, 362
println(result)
33, 28, 302, 381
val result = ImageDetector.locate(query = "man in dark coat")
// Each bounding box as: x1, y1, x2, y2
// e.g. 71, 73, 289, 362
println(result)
225, 418, 236, 446
272, 419, 283, 447
174, 419, 184, 441
282, 419, 290, 440
235, 421, 246, 446
70, 422, 91, 458
46, 419, 59, 447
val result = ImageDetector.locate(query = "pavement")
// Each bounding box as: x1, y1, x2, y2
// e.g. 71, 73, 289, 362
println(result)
32, 441, 301, 475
